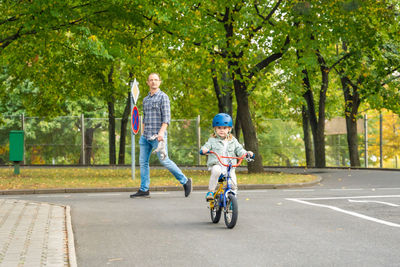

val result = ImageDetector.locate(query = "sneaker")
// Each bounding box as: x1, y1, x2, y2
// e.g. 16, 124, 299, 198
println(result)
130, 190, 150, 198
183, 178, 192, 197
206, 191, 214, 201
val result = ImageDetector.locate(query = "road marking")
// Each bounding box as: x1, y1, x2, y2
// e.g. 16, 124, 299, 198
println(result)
241, 190, 278, 193
348, 199, 399, 207
283, 189, 315, 192
86, 192, 171, 197
287, 196, 400, 228
377, 188, 400, 190
87, 193, 122, 197
329, 188, 364, 191
37, 195, 71, 198
292, 195, 400, 201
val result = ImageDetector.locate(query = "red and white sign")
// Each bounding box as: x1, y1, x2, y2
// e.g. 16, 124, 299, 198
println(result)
131, 105, 140, 135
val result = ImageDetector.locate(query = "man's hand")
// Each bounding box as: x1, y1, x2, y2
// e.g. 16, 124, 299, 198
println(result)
157, 133, 164, 141
158, 123, 168, 141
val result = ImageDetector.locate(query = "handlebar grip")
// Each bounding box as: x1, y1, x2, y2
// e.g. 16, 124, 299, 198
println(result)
246, 153, 255, 159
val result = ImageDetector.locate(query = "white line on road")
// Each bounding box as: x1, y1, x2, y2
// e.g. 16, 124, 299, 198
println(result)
37, 195, 71, 198
87, 193, 123, 197
348, 199, 399, 207
287, 196, 400, 228
86, 192, 171, 197
292, 195, 400, 201
377, 188, 400, 190
283, 189, 315, 192
329, 188, 364, 191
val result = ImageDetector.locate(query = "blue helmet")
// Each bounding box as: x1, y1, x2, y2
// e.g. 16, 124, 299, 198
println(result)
212, 113, 233, 127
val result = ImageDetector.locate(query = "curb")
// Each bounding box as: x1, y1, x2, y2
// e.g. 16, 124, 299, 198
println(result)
0, 177, 322, 195
65, 205, 77, 267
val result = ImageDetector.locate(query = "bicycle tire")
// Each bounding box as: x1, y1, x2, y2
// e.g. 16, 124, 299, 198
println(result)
210, 196, 222, 223
224, 193, 238, 229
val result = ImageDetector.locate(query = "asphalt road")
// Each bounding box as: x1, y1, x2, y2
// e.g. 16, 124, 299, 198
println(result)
2, 168, 400, 266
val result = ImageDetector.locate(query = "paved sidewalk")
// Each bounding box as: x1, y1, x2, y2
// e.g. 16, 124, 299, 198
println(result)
0, 199, 76, 267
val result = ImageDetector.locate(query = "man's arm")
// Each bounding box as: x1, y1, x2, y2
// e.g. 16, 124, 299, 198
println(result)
158, 93, 171, 141
158, 123, 168, 141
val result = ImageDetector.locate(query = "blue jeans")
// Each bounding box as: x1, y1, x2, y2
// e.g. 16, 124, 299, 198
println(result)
139, 135, 188, 191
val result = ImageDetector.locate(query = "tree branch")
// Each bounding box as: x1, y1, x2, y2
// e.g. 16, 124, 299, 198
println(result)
254, 0, 282, 27
0, 15, 18, 26
329, 52, 353, 71
247, 35, 290, 80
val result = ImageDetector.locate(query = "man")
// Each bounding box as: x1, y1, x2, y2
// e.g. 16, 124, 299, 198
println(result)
130, 73, 192, 198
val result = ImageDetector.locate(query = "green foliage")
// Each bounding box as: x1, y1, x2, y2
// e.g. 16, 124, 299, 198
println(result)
1, 0, 400, 167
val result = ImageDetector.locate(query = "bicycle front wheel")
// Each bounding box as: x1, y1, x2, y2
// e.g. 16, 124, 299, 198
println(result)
224, 193, 238, 229
210, 195, 222, 223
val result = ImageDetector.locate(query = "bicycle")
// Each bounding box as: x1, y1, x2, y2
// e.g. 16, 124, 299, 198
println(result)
200, 150, 254, 229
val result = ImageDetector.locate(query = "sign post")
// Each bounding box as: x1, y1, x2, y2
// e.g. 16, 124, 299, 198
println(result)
130, 78, 140, 180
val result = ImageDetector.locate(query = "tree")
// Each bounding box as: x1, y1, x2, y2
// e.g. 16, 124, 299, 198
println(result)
332, 1, 400, 166
146, 0, 294, 172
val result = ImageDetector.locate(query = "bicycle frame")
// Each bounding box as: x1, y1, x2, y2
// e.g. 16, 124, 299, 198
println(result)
201, 149, 253, 228
207, 151, 247, 210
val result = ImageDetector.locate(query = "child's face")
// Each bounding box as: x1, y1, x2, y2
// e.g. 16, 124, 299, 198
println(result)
215, 126, 231, 138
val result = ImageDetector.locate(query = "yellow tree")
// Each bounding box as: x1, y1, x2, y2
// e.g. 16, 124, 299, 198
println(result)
368, 110, 400, 168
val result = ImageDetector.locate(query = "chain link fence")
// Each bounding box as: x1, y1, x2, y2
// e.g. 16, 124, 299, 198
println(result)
1, 113, 399, 168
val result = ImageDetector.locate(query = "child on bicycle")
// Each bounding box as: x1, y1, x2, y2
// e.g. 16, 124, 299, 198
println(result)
200, 113, 253, 201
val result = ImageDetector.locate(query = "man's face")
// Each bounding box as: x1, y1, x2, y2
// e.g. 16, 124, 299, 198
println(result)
147, 74, 161, 90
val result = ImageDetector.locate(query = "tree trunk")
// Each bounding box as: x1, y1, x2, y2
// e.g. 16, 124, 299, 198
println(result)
118, 93, 131, 165
302, 106, 314, 167
302, 67, 328, 168
234, 106, 242, 140
107, 65, 116, 165
233, 71, 263, 173
79, 123, 101, 165
297, 47, 330, 168
84, 127, 96, 165
108, 99, 116, 165
211, 67, 233, 115
341, 76, 361, 167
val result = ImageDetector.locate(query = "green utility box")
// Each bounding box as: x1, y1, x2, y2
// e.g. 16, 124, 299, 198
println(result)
9, 131, 24, 175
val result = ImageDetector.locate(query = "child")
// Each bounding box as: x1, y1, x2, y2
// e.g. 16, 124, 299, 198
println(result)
200, 113, 253, 201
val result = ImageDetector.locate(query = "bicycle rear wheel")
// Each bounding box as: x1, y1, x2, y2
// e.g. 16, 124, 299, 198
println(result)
210, 195, 222, 223
224, 193, 238, 229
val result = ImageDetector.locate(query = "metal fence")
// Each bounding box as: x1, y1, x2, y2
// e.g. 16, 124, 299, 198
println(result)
1, 113, 399, 168
0, 115, 202, 166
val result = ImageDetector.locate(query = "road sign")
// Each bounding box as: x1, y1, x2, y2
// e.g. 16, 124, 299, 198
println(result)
130, 79, 140, 105
131, 105, 140, 135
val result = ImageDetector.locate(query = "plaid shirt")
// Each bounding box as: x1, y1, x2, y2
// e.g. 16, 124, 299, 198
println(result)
142, 89, 171, 140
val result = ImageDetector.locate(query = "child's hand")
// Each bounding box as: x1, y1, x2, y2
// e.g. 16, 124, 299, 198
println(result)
201, 148, 209, 154
247, 151, 254, 158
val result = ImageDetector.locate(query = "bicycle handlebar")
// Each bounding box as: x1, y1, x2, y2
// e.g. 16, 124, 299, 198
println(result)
199, 150, 253, 167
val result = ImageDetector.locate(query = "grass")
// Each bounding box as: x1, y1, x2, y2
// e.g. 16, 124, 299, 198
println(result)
0, 167, 317, 190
